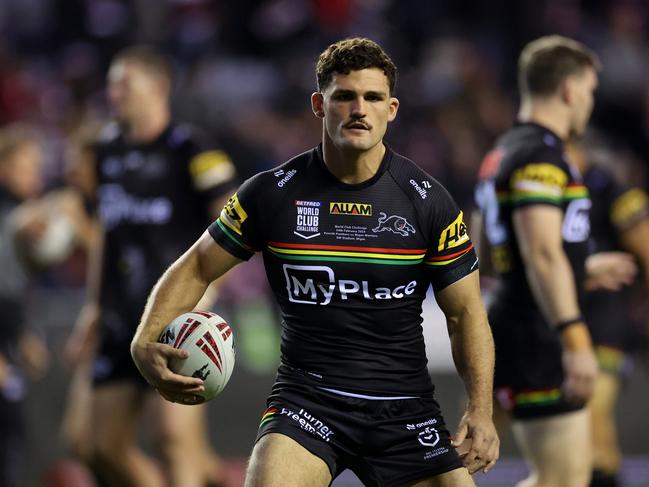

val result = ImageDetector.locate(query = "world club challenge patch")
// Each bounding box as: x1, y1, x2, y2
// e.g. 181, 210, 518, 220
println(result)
294, 200, 321, 240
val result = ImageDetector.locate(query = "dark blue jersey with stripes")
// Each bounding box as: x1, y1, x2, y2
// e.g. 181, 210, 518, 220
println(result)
209, 145, 477, 396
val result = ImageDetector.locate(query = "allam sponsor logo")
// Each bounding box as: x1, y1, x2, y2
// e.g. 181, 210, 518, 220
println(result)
329, 202, 372, 216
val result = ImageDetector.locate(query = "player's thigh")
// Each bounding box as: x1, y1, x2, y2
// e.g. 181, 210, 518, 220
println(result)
512, 409, 591, 484
402, 467, 475, 487
91, 381, 146, 448
61, 362, 94, 455
589, 372, 619, 421
149, 393, 207, 447
245, 432, 331, 487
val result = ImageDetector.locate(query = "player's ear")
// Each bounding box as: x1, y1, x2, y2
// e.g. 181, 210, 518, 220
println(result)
388, 97, 399, 122
561, 77, 573, 105
311, 92, 325, 118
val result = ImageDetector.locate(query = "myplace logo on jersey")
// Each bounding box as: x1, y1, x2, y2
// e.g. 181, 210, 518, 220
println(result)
99, 184, 172, 229
276, 169, 297, 187
294, 200, 321, 240
329, 202, 372, 216
283, 264, 417, 305
409, 179, 431, 199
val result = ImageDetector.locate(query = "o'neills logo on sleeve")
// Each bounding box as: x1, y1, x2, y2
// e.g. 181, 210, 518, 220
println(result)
329, 202, 372, 216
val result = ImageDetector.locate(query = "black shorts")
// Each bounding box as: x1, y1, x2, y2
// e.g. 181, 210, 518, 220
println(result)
93, 309, 148, 387
255, 366, 463, 487
489, 304, 583, 420
584, 290, 631, 375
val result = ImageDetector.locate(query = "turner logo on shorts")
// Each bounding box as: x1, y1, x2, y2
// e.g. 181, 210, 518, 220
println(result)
283, 264, 417, 305
280, 407, 334, 442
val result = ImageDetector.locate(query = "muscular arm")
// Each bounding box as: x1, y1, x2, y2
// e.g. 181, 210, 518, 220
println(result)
512, 205, 597, 403
130, 231, 242, 401
436, 271, 499, 474
513, 206, 582, 323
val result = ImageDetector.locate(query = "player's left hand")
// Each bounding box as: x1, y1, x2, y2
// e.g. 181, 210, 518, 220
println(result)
453, 410, 500, 474
584, 251, 637, 291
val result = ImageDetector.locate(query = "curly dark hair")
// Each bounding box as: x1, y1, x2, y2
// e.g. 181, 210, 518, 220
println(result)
518, 35, 600, 97
316, 38, 397, 94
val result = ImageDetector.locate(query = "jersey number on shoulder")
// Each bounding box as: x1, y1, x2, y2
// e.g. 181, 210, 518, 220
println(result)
562, 198, 591, 242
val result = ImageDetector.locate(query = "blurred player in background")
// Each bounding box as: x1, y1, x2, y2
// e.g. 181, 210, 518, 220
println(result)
131, 37, 498, 487
64, 46, 236, 487
0, 125, 51, 487
567, 138, 649, 487
474, 36, 601, 487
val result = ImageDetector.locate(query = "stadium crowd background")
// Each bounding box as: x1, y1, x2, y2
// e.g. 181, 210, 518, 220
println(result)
1, 0, 648, 485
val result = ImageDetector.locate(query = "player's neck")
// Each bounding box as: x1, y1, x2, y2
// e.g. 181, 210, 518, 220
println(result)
125, 106, 171, 143
322, 138, 386, 184
518, 98, 570, 140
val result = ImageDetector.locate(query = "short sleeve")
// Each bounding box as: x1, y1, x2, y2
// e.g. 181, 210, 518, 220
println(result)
508, 161, 568, 208
188, 149, 236, 194
179, 127, 237, 201
207, 176, 264, 261
424, 185, 478, 291
610, 187, 649, 232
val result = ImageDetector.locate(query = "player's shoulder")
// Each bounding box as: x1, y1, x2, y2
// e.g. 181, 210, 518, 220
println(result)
584, 164, 616, 194
387, 148, 450, 204
241, 146, 316, 193
94, 121, 122, 150
500, 123, 566, 170
164, 122, 206, 150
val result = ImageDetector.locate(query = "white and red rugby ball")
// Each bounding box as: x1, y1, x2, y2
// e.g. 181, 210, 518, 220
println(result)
158, 311, 235, 402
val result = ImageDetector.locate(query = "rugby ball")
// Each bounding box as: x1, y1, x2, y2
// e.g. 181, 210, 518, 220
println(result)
158, 311, 235, 402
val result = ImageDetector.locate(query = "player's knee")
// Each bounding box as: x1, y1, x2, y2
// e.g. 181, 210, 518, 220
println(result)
89, 433, 132, 472
65, 436, 94, 465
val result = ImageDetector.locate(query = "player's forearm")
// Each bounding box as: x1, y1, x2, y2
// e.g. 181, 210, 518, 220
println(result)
448, 307, 495, 415
524, 247, 582, 325
525, 248, 593, 350
132, 248, 211, 346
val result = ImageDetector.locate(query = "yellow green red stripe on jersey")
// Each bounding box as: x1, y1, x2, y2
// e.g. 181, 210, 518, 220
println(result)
514, 388, 562, 407
563, 182, 589, 201
259, 407, 278, 427
497, 183, 588, 205
425, 243, 474, 267
267, 241, 427, 265
595, 345, 625, 374
214, 217, 255, 252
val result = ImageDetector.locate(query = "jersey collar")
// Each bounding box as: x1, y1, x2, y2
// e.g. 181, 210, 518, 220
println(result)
314, 143, 393, 190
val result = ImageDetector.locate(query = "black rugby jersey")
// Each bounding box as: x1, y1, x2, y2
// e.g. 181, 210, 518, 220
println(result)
95, 122, 235, 325
209, 145, 477, 396
475, 122, 591, 312
585, 165, 649, 253
584, 164, 649, 351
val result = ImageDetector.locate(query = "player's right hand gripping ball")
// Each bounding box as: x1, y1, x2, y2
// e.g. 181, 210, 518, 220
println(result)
158, 311, 235, 402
